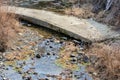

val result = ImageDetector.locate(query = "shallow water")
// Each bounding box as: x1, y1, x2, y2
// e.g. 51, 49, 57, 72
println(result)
0, 21, 93, 80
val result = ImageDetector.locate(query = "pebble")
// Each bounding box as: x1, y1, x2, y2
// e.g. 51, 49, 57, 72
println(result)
93, 72, 97, 76
47, 52, 51, 55
49, 46, 53, 48
27, 24, 31, 27
36, 54, 41, 58
18, 33, 23, 36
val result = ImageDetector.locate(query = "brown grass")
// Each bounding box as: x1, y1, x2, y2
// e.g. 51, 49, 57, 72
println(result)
86, 43, 120, 80
0, 0, 19, 52
64, 4, 94, 18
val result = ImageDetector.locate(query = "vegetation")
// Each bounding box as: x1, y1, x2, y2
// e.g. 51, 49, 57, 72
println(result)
86, 43, 120, 80
0, 0, 19, 52
56, 0, 120, 27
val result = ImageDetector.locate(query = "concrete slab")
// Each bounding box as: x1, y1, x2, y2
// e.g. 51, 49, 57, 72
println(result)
6, 6, 120, 42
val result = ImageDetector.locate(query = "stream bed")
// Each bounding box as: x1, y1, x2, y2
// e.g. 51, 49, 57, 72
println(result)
0, 21, 93, 80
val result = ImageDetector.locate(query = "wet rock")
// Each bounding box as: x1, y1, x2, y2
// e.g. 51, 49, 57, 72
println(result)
47, 52, 51, 55
52, 53, 56, 56
36, 54, 41, 58
49, 46, 53, 48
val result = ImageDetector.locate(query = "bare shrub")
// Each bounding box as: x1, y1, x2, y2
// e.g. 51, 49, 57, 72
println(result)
87, 43, 120, 80
0, 0, 19, 52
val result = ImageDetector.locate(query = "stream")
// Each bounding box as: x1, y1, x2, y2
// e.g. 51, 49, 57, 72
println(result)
0, 1, 93, 80
0, 21, 93, 80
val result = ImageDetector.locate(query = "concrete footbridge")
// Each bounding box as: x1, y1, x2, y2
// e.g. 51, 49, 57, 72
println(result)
5, 6, 120, 42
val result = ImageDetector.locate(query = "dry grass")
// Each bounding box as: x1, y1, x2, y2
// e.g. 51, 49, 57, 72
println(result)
86, 43, 120, 80
64, 4, 94, 18
0, 0, 19, 52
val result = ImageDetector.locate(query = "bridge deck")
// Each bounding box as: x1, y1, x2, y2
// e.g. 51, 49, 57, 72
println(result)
7, 6, 120, 42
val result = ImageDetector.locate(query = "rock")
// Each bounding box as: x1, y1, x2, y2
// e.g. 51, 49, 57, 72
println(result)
0, 62, 3, 66
53, 52, 56, 56
18, 33, 23, 36
36, 54, 41, 58
27, 24, 32, 27
79, 47, 84, 50
93, 72, 97, 76
47, 52, 51, 55
49, 46, 53, 48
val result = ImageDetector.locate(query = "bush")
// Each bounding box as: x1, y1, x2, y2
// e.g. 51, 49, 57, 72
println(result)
0, 0, 19, 52
87, 43, 120, 80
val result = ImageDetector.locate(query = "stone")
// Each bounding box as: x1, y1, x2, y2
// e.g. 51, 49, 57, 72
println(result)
18, 33, 23, 36
36, 54, 41, 58
47, 52, 51, 55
